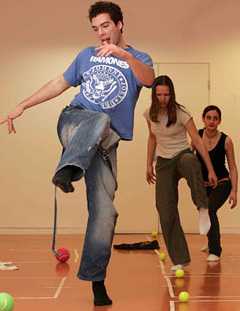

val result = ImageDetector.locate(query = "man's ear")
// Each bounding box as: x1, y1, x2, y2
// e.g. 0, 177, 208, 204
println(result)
117, 21, 123, 32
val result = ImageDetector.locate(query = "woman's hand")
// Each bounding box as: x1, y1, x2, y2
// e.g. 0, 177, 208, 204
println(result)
229, 190, 237, 209
208, 170, 218, 188
146, 164, 156, 184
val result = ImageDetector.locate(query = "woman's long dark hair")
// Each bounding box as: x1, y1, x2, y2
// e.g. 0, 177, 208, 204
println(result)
149, 75, 186, 127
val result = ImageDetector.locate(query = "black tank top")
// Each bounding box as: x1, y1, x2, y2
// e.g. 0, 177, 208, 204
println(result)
196, 129, 229, 181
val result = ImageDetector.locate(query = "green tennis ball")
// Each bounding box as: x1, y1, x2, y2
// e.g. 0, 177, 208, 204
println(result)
175, 268, 185, 278
0, 292, 14, 311
159, 251, 166, 261
179, 291, 189, 302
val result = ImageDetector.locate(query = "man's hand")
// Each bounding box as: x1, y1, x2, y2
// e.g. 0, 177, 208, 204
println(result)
95, 43, 130, 60
0, 105, 25, 134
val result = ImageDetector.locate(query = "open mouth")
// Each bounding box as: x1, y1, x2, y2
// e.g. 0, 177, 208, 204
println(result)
102, 38, 111, 44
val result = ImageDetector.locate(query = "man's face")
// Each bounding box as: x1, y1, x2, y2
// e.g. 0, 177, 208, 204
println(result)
91, 13, 122, 46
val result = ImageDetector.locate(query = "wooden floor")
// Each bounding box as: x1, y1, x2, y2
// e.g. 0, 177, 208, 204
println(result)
1, 234, 240, 311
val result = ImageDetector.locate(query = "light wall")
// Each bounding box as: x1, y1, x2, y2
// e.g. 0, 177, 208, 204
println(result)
0, 0, 239, 234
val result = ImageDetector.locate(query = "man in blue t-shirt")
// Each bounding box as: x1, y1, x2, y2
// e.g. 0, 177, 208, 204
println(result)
1, 1, 154, 306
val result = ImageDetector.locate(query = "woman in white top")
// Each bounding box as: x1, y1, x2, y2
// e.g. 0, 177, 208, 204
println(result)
144, 75, 217, 270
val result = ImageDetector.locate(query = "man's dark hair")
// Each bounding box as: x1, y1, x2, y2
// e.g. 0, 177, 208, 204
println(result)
89, 1, 124, 28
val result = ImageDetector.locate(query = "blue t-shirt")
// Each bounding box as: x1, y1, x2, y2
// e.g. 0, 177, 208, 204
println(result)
63, 46, 153, 140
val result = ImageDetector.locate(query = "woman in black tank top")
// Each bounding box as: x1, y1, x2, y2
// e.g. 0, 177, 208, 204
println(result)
194, 105, 238, 261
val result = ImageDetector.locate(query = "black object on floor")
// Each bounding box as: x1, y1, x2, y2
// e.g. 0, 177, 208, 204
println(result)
113, 239, 160, 250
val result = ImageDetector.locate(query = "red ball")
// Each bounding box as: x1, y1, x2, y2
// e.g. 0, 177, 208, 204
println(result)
55, 248, 70, 263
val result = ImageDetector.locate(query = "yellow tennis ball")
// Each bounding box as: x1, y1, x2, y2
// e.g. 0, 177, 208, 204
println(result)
175, 268, 185, 278
179, 291, 189, 302
159, 251, 166, 261
151, 231, 158, 238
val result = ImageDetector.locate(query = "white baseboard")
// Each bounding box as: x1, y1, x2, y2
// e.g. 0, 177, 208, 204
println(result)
0, 227, 82, 234
221, 227, 240, 234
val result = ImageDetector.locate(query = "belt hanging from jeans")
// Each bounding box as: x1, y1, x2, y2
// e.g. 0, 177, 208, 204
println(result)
52, 186, 58, 256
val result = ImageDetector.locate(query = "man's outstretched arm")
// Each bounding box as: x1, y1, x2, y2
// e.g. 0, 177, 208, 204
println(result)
0, 75, 71, 133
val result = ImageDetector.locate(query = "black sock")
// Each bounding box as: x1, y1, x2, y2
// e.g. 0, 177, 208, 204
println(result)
92, 281, 112, 306
52, 166, 75, 193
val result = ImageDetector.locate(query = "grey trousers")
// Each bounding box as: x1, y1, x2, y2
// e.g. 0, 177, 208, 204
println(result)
155, 149, 208, 265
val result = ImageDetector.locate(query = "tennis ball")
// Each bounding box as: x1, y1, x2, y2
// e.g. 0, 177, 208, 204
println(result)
0, 292, 14, 311
179, 291, 189, 302
175, 268, 185, 278
151, 231, 158, 238
159, 251, 166, 261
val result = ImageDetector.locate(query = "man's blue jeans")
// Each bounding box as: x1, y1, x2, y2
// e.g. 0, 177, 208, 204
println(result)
55, 106, 120, 281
